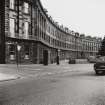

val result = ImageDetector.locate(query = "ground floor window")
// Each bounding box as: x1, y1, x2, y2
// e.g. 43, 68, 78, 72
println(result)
9, 44, 15, 60
24, 45, 30, 59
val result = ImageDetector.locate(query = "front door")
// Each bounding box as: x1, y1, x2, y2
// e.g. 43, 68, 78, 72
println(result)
43, 50, 48, 65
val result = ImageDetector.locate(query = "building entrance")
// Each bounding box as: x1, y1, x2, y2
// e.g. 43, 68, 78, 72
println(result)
43, 50, 48, 65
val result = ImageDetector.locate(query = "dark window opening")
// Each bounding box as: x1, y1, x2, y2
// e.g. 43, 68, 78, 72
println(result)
9, 44, 15, 55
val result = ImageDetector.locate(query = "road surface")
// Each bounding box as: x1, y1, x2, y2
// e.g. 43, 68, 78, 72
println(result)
0, 64, 105, 105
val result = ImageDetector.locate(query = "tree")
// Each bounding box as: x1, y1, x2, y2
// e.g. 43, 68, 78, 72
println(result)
98, 37, 105, 56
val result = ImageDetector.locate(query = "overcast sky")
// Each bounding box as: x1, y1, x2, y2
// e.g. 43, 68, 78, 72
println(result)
41, 0, 105, 38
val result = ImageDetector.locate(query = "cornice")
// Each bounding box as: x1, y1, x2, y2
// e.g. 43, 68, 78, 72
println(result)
36, 0, 73, 35
34, 0, 101, 42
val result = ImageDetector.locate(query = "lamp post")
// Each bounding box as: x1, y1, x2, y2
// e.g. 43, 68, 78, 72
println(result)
75, 32, 79, 59
16, 43, 21, 71
57, 49, 60, 65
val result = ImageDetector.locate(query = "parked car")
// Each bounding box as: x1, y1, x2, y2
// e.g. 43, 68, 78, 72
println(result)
68, 58, 76, 64
94, 56, 105, 75
87, 56, 96, 63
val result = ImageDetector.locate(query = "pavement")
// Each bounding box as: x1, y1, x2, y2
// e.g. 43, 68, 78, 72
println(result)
0, 73, 19, 82
0, 59, 89, 82
0, 61, 65, 82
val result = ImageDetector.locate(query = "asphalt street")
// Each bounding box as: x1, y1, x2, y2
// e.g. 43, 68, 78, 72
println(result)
0, 63, 105, 105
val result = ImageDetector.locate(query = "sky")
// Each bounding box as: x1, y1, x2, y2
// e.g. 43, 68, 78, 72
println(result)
41, 0, 105, 38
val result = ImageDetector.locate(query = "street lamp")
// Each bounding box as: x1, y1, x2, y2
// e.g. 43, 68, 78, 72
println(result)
16, 43, 21, 71
75, 32, 79, 59
57, 49, 60, 65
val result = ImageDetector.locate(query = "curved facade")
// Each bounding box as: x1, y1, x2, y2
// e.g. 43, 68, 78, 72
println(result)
0, 0, 102, 64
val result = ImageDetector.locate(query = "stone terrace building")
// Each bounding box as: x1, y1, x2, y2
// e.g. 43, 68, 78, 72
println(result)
0, 0, 102, 64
